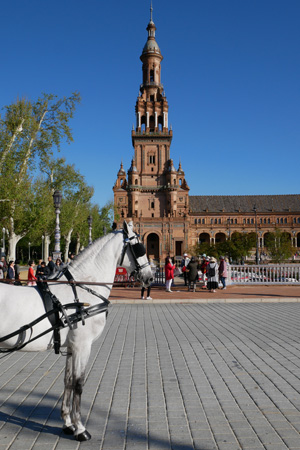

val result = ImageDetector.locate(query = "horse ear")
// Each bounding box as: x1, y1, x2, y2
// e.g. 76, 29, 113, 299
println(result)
123, 220, 129, 237
123, 220, 133, 237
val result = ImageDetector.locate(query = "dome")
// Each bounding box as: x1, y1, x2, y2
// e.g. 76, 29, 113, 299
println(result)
128, 159, 138, 173
117, 162, 126, 176
142, 39, 161, 55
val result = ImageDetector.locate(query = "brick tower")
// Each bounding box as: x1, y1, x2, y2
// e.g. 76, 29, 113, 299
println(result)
113, 4, 190, 262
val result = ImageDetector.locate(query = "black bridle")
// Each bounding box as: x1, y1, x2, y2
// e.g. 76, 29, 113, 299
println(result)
119, 232, 150, 278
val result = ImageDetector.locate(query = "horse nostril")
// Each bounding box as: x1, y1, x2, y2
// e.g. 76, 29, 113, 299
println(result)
149, 277, 154, 283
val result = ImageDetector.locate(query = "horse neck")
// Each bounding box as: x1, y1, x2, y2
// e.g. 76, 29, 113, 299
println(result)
68, 232, 123, 283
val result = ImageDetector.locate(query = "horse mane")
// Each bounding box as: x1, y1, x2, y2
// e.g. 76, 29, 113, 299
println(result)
68, 230, 122, 271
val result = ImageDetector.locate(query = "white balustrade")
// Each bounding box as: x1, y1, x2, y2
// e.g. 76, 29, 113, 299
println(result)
228, 264, 300, 285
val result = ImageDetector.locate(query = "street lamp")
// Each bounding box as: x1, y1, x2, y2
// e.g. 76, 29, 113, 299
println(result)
53, 190, 62, 260
253, 205, 259, 264
42, 235, 44, 260
87, 215, 93, 245
28, 242, 31, 260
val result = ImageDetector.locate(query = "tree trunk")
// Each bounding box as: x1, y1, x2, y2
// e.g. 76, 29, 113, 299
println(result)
43, 234, 51, 261
7, 216, 26, 261
8, 231, 24, 261
75, 234, 81, 255
64, 228, 73, 262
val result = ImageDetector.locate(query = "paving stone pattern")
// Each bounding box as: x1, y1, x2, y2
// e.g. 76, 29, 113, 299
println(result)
0, 303, 300, 450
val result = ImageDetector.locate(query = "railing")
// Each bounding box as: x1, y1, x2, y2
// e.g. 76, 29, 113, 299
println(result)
228, 264, 300, 285
153, 267, 165, 285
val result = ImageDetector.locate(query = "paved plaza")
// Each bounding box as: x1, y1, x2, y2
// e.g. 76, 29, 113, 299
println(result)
0, 302, 300, 450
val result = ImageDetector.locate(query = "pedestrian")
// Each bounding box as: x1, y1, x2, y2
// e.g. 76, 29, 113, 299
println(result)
14, 260, 22, 285
165, 256, 175, 292
7, 260, 15, 283
207, 257, 219, 293
186, 256, 201, 292
0, 261, 3, 280
218, 256, 228, 290
141, 258, 156, 300
54, 258, 64, 273
200, 255, 209, 288
47, 256, 55, 274
36, 261, 50, 281
36, 259, 42, 276
1, 256, 8, 278
180, 253, 190, 286
27, 260, 37, 286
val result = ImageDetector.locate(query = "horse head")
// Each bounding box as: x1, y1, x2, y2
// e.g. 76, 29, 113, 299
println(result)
120, 220, 154, 287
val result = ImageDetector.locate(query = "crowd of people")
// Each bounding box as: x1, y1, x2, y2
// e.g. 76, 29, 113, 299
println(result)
0, 255, 69, 285
1, 251, 228, 296
164, 253, 229, 294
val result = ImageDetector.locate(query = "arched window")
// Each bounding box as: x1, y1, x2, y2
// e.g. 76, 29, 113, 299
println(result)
149, 115, 155, 131
150, 69, 154, 82
135, 179, 138, 185
158, 115, 163, 131
151, 201, 155, 209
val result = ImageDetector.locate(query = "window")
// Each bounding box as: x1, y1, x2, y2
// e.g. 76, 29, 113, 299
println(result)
284, 218, 287, 224
150, 69, 154, 82
149, 155, 156, 164
151, 201, 155, 209
202, 218, 205, 224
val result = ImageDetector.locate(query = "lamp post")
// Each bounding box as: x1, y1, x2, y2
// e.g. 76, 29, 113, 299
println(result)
2, 227, 5, 255
28, 242, 31, 261
42, 235, 44, 260
53, 190, 62, 260
253, 205, 259, 264
87, 215, 93, 245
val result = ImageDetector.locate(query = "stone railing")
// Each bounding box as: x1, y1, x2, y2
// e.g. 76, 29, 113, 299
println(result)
228, 264, 300, 285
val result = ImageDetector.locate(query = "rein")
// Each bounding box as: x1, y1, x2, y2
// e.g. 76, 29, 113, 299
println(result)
0, 229, 149, 356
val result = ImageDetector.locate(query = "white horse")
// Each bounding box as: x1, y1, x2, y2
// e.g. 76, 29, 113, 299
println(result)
0, 221, 153, 441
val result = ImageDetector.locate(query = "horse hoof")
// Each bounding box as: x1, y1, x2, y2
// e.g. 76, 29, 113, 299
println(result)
76, 430, 92, 441
63, 425, 76, 435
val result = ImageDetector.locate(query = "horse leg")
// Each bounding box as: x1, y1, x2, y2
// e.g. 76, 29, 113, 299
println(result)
61, 350, 76, 435
71, 344, 92, 441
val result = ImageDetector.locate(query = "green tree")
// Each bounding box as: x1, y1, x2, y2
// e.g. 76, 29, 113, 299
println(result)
264, 230, 295, 263
0, 93, 80, 259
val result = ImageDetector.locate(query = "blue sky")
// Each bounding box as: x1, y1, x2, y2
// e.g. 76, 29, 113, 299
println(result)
1, 0, 299, 207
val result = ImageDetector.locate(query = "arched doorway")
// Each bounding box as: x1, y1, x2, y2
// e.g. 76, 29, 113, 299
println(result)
199, 233, 210, 244
147, 233, 159, 261
215, 232, 226, 243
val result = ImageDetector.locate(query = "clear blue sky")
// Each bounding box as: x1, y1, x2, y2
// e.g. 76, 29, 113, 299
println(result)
1, 0, 299, 207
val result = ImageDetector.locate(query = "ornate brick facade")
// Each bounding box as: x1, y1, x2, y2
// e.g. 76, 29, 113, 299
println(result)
113, 8, 300, 263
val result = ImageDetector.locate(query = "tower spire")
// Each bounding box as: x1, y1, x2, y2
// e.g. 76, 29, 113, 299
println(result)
150, 1, 153, 23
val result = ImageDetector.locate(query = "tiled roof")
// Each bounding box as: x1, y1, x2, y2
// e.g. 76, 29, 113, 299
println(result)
189, 195, 300, 214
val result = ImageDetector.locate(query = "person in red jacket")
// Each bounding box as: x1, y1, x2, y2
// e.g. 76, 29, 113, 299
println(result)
28, 260, 37, 286
165, 256, 175, 292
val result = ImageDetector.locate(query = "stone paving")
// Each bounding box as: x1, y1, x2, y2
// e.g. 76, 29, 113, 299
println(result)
0, 303, 300, 450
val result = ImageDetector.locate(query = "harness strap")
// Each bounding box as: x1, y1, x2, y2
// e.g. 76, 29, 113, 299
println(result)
64, 268, 80, 302
0, 302, 109, 354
